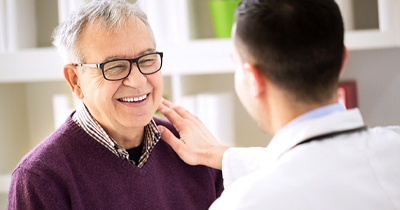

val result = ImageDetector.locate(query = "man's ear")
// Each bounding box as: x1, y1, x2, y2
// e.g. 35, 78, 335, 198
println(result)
243, 63, 266, 97
64, 64, 84, 99
339, 47, 349, 77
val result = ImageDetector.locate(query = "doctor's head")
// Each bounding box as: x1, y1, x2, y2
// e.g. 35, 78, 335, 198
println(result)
231, 0, 347, 132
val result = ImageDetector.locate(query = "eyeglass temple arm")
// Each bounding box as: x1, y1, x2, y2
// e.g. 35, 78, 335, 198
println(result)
74, 63, 100, 68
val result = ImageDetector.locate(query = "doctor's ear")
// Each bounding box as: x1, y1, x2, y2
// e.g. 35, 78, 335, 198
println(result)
243, 63, 266, 97
64, 64, 84, 99
339, 47, 349, 77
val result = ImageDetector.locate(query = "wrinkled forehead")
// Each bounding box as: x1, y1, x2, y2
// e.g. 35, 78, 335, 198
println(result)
80, 16, 155, 48
77, 17, 155, 62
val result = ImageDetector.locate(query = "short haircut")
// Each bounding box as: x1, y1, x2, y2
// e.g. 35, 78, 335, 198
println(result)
235, 0, 344, 103
53, 0, 155, 64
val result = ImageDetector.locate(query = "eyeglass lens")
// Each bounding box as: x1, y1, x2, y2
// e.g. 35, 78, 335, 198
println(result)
103, 53, 161, 80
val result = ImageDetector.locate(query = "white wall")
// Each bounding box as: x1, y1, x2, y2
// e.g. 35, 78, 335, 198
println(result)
25, 81, 71, 147
343, 47, 400, 126
0, 84, 29, 174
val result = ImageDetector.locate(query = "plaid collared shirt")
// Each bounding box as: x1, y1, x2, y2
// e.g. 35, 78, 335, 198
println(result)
72, 102, 160, 168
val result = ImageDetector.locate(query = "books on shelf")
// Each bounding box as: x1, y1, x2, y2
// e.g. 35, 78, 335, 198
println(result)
57, 0, 88, 24
138, 0, 190, 46
0, 0, 6, 52
338, 80, 358, 109
335, 0, 354, 30
5, 0, 36, 51
0, 0, 89, 52
57, 0, 192, 45
52, 94, 80, 129
0, 0, 37, 51
0, 174, 11, 193
180, 92, 235, 146
377, 0, 395, 31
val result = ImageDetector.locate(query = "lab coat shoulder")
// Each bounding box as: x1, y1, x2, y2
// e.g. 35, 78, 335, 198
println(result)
216, 126, 400, 210
211, 161, 313, 210
371, 125, 400, 137
222, 147, 270, 187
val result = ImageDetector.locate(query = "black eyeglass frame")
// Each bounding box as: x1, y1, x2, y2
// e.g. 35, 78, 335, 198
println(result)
73, 52, 163, 81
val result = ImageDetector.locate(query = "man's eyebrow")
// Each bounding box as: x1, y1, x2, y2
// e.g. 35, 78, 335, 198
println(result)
102, 48, 156, 62
137, 48, 156, 56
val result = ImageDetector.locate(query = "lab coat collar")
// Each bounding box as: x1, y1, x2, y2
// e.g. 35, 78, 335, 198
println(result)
266, 108, 366, 162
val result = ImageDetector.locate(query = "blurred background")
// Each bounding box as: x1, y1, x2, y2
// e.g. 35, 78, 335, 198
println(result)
1, 0, 400, 208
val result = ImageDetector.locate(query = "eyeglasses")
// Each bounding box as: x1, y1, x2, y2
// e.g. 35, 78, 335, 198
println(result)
73, 52, 163, 81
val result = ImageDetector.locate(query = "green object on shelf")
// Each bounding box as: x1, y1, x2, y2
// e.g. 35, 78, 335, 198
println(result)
209, 0, 240, 38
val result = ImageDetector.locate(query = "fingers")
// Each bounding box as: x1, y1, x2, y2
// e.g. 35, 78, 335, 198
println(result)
161, 99, 193, 118
158, 125, 182, 147
158, 99, 196, 125
158, 100, 183, 124
158, 125, 195, 164
160, 98, 174, 107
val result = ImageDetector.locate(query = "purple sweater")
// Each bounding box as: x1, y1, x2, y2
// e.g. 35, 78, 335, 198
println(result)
8, 116, 223, 210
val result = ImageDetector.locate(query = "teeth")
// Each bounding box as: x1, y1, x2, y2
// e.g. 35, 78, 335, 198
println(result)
120, 94, 147, 102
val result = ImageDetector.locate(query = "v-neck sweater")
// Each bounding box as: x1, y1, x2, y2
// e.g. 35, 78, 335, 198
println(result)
8, 116, 223, 210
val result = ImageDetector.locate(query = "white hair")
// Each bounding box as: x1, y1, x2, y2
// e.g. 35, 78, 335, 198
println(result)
52, 0, 155, 63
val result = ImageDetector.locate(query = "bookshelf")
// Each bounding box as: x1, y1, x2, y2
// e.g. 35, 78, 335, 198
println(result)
1, 0, 400, 207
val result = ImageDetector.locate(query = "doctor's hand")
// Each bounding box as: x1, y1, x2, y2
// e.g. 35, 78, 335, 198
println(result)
157, 99, 230, 170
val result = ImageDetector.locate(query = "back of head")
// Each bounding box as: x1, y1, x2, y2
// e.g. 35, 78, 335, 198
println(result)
53, 0, 154, 63
235, 0, 344, 103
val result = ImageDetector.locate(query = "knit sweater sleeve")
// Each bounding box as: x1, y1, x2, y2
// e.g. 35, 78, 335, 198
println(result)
8, 167, 69, 210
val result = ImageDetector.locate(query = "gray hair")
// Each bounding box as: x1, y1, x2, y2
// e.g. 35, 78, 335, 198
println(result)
52, 0, 155, 63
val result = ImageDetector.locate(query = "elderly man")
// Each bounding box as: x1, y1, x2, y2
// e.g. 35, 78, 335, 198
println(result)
7, 1, 223, 209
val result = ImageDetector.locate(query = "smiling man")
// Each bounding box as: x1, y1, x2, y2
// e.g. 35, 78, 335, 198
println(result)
7, 1, 223, 209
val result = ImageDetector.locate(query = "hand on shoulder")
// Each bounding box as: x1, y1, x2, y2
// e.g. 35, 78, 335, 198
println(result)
157, 99, 230, 170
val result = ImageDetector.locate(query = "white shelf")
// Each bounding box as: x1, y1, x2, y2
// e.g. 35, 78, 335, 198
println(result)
345, 29, 400, 50
0, 0, 398, 83
3, 30, 400, 83
161, 39, 234, 75
0, 47, 64, 83
0, 40, 234, 83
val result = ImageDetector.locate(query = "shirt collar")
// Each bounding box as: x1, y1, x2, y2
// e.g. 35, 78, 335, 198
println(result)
280, 103, 346, 134
72, 101, 160, 167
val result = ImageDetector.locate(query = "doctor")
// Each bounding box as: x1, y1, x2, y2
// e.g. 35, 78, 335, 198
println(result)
158, 0, 400, 209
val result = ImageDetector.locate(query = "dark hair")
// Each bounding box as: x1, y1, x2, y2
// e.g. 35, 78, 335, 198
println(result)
234, 0, 344, 103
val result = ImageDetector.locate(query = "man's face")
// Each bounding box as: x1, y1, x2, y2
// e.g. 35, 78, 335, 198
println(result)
232, 45, 257, 121
75, 18, 163, 138
231, 24, 261, 127
231, 25, 255, 121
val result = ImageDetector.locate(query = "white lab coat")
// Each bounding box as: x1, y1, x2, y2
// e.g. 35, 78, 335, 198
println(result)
211, 109, 400, 210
